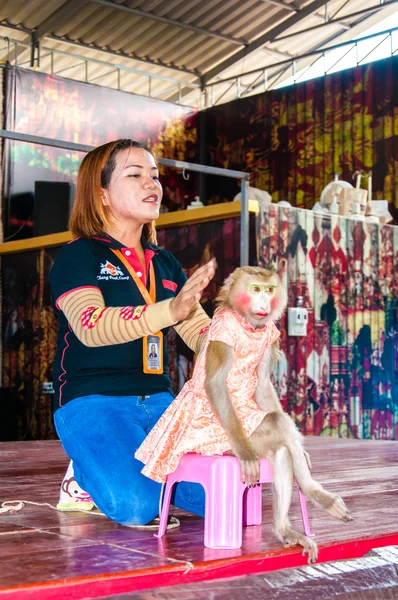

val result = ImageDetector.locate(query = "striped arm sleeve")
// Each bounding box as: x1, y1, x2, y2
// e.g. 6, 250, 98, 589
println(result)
173, 302, 211, 354
57, 288, 177, 347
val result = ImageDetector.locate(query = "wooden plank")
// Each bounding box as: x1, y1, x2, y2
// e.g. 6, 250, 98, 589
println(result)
0, 231, 72, 254
0, 201, 259, 255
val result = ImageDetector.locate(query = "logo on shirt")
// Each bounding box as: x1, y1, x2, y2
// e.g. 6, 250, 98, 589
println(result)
97, 261, 129, 281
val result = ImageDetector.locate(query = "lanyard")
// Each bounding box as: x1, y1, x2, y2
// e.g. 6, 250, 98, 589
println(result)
110, 249, 156, 304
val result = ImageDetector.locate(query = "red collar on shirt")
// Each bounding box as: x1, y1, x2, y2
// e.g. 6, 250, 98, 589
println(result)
120, 247, 155, 286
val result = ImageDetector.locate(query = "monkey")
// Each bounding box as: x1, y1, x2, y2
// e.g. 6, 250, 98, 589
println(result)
135, 266, 352, 563
204, 267, 352, 560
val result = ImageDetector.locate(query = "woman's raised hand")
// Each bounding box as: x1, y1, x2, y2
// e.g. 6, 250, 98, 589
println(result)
169, 259, 216, 322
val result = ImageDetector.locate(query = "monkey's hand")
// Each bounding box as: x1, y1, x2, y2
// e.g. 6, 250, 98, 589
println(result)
170, 260, 216, 322
234, 445, 260, 487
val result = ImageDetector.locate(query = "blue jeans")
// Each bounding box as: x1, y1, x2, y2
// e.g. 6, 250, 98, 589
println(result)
54, 393, 205, 526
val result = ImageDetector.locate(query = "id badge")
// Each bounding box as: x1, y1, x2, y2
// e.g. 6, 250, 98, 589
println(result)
143, 332, 163, 374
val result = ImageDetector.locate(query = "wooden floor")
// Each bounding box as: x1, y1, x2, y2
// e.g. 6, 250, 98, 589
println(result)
100, 545, 398, 599
0, 437, 397, 600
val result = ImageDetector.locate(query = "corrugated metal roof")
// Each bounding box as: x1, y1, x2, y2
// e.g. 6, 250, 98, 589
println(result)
0, 0, 397, 107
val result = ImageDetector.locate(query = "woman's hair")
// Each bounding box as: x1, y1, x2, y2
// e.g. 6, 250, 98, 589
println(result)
69, 139, 157, 244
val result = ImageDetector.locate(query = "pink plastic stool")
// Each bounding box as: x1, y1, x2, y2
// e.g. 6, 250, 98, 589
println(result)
155, 453, 313, 549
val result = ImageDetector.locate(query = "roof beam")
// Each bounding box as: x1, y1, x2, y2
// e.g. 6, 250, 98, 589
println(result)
274, 0, 398, 42
33, 0, 89, 41
90, 0, 246, 46
260, 0, 350, 28
1, 32, 200, 88
201, 0, 332, 85
211, 22, 398, 91
262, 46, 295, 59
31, 0, 91, 66
261, 0, 297, 12
46, 33, 199, 76
0, 20, 199, 77
250, 14, 398, 93
0, 41, 29, 66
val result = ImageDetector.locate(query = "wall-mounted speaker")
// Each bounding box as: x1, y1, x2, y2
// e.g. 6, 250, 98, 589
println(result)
34, 181, 72, 237
0, 388, 17, 441
7, 192, 34, 240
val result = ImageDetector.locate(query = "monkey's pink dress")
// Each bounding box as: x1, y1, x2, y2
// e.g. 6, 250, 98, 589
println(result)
135, 307, 280, 482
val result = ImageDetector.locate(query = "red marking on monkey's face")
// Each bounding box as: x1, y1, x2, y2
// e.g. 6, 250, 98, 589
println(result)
235, 292, 252, 311
270, 296, 279, 311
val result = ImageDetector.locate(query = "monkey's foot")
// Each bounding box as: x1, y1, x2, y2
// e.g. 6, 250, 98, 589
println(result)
311, 489, 352, 522
280, 529, 318, 564
327, 495, 352, 522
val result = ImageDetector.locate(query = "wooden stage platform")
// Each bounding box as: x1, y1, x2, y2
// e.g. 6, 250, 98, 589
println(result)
0, 437, 397, 599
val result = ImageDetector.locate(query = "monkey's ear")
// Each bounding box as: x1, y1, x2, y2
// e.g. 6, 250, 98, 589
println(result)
215, 271, 237, 306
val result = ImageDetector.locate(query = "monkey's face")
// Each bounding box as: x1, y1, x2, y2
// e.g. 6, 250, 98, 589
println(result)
231, 271, 286, 328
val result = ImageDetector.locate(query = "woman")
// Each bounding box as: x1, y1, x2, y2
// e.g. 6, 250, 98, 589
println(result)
51, 139, 215, 525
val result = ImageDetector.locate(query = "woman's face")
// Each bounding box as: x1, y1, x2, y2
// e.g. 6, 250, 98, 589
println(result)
102, 147, 163, 227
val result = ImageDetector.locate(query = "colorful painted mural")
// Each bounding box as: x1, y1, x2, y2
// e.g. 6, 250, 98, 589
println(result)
3, 66, 199, 239
258, 203, 398, 440
205, 55, 398, 222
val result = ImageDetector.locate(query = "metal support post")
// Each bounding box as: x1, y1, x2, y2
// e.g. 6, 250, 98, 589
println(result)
240, 177, 250, 267
30, 33, 40, 68
198, 110, 207, 206
30, 34, 36, 68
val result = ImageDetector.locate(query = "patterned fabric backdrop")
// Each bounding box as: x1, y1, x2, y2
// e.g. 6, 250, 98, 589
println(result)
205, 55, 398, 222
3, 205, 397, 441
2, 59, 398, 440
259, 203, 398, 440
2, 248, 58, 439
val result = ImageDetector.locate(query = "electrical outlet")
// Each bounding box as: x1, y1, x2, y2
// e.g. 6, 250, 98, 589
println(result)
287, 307, 308, 336
41, 382, 54, 394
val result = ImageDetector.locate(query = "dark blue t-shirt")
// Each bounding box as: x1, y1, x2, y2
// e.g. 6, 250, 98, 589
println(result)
50, 235, 186, 409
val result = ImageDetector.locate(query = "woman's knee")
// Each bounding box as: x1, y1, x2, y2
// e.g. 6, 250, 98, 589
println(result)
99, 490, 160, 526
